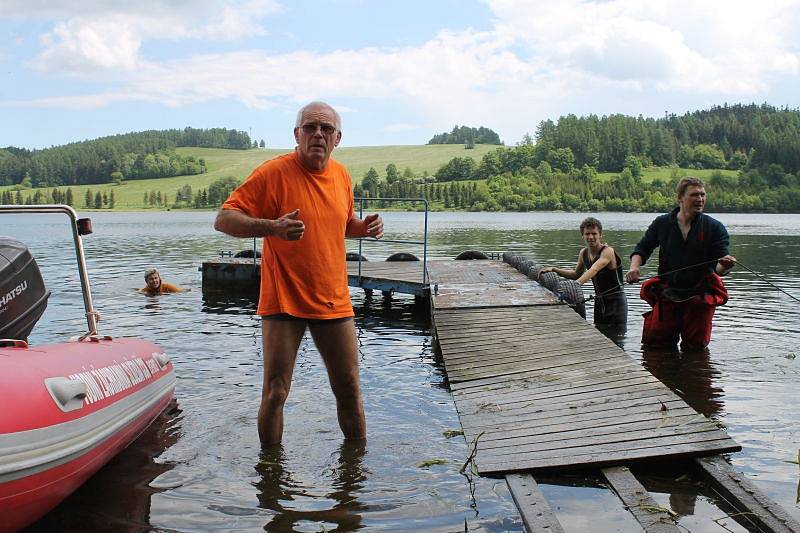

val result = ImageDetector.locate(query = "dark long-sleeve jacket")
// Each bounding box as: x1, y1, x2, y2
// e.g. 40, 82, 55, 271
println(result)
631, 208, 729, 288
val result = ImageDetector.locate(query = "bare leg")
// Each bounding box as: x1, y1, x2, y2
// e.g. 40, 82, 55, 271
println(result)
309, 318, 366, 440
259, 320, 306, 445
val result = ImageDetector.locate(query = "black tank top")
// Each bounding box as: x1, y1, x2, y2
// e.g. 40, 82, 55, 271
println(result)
581, 245, 624, 299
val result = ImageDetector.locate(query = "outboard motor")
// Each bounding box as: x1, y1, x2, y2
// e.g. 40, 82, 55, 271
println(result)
0, 237, 50, 340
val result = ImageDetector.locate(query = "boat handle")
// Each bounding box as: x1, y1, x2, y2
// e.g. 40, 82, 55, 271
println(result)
0, 339, 28, 348
44, 377, 87, 412
153, 352, 171, 368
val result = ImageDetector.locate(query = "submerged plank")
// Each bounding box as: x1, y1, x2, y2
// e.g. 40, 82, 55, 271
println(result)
695, 455, 800, 533
505, 473, 565, 533
601, 466, 680, 532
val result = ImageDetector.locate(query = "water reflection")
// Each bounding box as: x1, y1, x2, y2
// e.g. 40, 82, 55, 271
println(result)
254, 441, 367, 532
27, 400, 182, 532
640, 347, 725, 418
593, 321, 628, 348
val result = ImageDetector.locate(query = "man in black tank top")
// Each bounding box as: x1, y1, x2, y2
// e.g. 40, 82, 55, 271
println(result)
541, 217, 627, 324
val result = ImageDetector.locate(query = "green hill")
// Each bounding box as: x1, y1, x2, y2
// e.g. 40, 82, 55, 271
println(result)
1, 144, 497, 210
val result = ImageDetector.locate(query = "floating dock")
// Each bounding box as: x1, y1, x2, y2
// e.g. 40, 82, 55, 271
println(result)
202, 254, 800, 532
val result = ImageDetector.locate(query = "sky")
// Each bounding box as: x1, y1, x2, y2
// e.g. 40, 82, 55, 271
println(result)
1, 0, 799, 150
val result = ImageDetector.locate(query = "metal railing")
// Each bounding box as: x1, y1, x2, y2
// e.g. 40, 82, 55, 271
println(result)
350, 197, 429, 287
0, 204, 99, 335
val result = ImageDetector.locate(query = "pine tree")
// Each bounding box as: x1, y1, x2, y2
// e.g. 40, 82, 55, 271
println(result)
85, 189, 92, 208
109, 190, 115, 209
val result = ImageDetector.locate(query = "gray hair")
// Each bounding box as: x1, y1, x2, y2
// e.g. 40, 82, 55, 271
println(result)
295, 101, 341, 130
144, 267, 159, 280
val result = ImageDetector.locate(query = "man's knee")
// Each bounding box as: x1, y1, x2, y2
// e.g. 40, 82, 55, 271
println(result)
331, 372, 361, 403
262, 377, 291, 408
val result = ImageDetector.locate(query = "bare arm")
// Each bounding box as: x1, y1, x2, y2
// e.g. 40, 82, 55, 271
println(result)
214, 208, 304, 240
626, 254, 643, 283
541, 251, 586, 280
716, 255, 736, 275
346, 213, 384, 239
577, 247, 614, 285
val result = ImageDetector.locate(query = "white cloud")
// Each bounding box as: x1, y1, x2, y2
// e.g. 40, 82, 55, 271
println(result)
20, 0, 281, 73
487, 0, 800, 93
5, 0, 800, 144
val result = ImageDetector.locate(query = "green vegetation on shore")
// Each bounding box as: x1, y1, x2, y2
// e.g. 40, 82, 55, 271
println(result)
2, 103, 799, 212
0, 145, 496, 209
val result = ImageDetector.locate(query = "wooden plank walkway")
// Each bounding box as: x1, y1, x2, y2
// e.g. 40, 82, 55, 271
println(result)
428, 260, 740, 476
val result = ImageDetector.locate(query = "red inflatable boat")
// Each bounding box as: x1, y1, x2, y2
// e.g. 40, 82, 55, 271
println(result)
0, 205, 176, 532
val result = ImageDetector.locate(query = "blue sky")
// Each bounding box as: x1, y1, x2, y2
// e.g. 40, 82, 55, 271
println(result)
1, 0, 799, 150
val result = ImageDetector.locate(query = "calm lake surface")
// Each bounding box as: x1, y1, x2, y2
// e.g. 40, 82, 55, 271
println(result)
6, 210, 799, 532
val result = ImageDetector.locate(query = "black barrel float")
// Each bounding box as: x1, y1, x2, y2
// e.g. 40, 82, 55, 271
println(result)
454, 250, 489, 260
539, 271, 560, 293
557, 280, 586, 318
346, 252, 372, 297
234, 249, 261, 258
383, 252, 419, 298
386, 252, 420, 262
346, 252, 368, 262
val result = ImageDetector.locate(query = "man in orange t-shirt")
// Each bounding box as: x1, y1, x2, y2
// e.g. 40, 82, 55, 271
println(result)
214, 102, 384, 445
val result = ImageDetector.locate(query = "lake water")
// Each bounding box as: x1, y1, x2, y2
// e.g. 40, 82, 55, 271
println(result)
6, 210, 799, 532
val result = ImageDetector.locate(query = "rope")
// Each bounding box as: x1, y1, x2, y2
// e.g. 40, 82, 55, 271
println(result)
733, 260, 800, 304
589, 258, 800, 304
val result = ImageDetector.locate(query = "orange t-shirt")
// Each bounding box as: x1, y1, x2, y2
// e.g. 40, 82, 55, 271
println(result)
222, 151, 355, 319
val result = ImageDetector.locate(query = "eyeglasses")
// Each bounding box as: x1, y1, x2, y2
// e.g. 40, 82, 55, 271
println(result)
301, 122, 337, 135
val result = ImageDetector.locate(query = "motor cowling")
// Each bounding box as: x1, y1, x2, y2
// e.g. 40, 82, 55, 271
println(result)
0, 237, 50, 341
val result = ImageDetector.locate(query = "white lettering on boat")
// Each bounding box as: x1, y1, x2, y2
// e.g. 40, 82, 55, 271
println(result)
0, 280, 27, 309
65, 354, 165, 406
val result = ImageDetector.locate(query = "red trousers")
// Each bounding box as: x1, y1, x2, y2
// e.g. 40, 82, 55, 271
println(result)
640, 274, 728, 349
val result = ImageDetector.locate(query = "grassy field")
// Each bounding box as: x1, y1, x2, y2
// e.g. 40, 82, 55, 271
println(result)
596, 166, 739, 183
1, 145, 740, 210
0, 144, 497, 209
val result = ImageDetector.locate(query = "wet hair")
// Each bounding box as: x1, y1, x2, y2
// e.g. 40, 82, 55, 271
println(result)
579, 217, 602, 234
676, 176, 705, 198
144, 267, 159, 280
295, 101, 341, 130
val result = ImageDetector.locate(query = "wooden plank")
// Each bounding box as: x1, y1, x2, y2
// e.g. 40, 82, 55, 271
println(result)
695, 455, 800, 533
478, 414, 707, 450
432, 285, 557, 309
446, 353, 632, 382
460, 399, 693, 436
437, 327, 602, 351
457, 382, 679, 418
449, 359, 639, 392
478, 439, 741, 475
453, 374, 661, 407
478, 426, 729, 462
505, 473, 565, 533
440, 344, 622, 371
601, 466, 680, 532
435, 320, 584, 339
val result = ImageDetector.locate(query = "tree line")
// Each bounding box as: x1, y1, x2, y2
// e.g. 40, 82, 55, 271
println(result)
0, 127, 256, 189
357, 160, 800, 213
428, 125, 502, 146
532, 103, 800, 173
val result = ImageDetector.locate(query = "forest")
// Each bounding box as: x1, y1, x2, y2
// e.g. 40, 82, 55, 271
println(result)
361, 104, 800, 212
0, 127, 253, 188
428, 125, 503, 146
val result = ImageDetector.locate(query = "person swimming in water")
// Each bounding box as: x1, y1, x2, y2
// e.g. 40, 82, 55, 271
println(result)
138, 267, 186, 296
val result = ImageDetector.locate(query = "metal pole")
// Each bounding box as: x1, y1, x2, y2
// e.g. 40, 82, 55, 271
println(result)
358, 197, 364, 283
0, 204, 98, 334
422, 199, 429, 285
